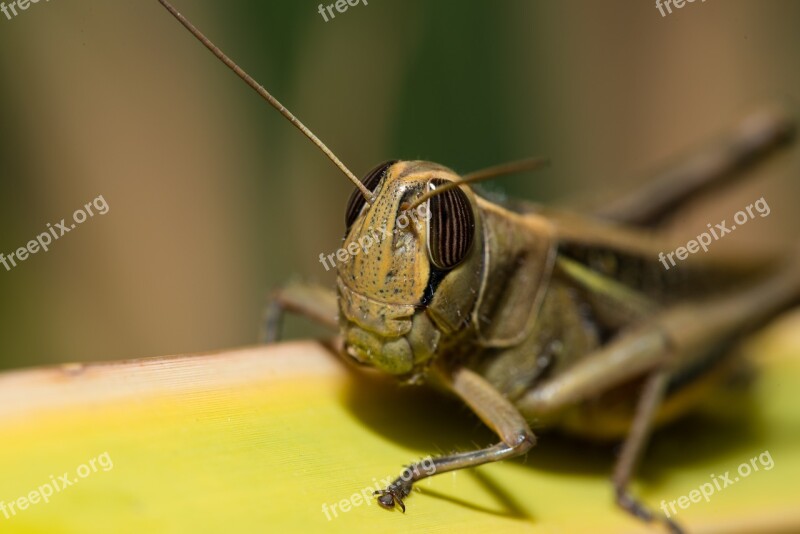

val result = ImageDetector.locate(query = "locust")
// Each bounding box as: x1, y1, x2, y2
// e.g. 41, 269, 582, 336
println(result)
158, 2, 799, 532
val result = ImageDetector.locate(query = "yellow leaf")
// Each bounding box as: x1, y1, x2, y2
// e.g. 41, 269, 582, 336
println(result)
0, 316, 799, 533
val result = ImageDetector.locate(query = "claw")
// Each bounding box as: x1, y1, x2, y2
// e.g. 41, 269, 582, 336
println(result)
374, 487, 408, 512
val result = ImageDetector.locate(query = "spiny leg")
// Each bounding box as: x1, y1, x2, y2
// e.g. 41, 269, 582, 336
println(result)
519, 252, 800, 416
611, 369, 684, 534
260, 280, 338, 343
515, 326, 678, 531
514, 264, 800, 532
374, 365, 536, 512
520, 323, 670, 414
594, 108, 794, 227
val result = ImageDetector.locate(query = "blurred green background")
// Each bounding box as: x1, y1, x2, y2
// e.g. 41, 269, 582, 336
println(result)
0, 0, 799, 370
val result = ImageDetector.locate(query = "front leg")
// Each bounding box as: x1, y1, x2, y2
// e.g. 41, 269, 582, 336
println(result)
260, 280, 338, 343
374, 365, 536, 512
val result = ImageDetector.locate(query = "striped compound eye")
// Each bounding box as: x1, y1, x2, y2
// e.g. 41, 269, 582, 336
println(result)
345, 160, 397, 230
426, 178, 475, 270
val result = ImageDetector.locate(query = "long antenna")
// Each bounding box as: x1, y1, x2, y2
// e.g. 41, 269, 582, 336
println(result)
157, 0, 374, 204
408, 157, 549, 210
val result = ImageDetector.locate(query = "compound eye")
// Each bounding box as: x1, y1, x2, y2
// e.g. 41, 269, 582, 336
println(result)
427, 178, 475, 270
345, 160, 397, 230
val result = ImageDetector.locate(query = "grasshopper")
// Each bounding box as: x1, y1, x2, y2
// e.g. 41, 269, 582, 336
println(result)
158, 2, 798, 531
